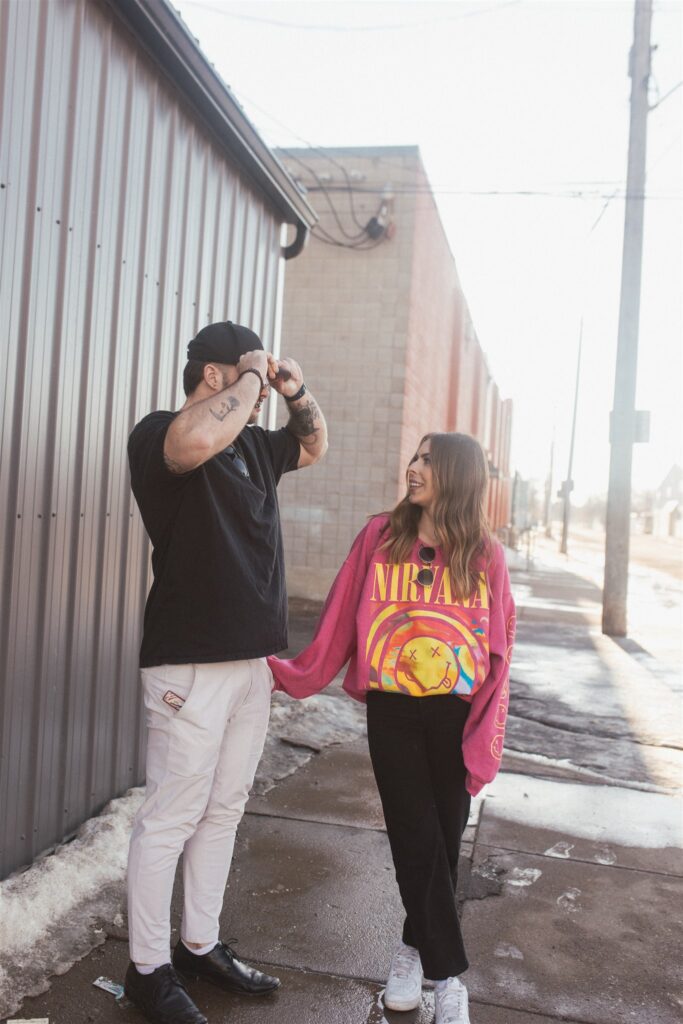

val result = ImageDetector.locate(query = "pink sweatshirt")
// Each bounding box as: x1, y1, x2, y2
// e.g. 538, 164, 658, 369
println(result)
268, 515, 516, 796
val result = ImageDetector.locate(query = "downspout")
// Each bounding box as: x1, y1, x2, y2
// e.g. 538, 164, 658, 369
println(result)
267, 220, 308, 429
281, 220, 308, 260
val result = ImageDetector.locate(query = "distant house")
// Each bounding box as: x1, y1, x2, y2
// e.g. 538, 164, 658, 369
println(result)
649, 465, 683, 539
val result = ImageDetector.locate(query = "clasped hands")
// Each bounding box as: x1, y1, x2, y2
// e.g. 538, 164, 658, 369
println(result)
237, 349, 304, 400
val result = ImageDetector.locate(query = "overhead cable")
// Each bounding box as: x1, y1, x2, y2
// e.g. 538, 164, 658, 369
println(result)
180, 0, 522, 33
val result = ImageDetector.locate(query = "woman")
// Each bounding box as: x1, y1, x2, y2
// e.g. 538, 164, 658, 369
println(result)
268, 433, 515, 1024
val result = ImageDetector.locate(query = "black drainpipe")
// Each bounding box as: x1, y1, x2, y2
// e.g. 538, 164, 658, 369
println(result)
282, 221, 308, 260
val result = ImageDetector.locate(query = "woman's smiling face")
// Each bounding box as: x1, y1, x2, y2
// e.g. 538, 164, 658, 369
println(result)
407, 440, 435, 509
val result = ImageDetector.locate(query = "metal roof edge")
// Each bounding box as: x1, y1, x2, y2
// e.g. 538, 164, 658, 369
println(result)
277, 145, 422, 159
104, 0, 318, 229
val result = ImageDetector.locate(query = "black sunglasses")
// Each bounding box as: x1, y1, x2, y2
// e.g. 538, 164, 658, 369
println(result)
226, 444, 249, 478
416, 545, 435, 586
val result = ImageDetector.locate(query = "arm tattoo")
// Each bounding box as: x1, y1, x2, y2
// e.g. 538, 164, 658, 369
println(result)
163, 451, 185, 475
209, 395, 240, 422
287, 398, 321, 440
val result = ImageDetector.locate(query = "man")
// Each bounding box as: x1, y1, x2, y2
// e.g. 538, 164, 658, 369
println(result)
124, 321, 327, 1024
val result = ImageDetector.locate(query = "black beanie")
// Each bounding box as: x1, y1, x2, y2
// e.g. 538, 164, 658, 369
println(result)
187, 321, 264, 365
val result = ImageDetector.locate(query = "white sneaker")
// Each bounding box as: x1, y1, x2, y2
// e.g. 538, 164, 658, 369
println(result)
384, 942, 423, 1011
434, 976, 470, 1024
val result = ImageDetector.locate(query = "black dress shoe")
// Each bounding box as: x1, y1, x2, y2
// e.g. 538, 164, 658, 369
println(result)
173, 939, 280, 995
124, 962, 208, 1024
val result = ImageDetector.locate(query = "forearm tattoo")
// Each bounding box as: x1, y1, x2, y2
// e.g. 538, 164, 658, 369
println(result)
288, 397, 322, 440
209, 395, 240, 422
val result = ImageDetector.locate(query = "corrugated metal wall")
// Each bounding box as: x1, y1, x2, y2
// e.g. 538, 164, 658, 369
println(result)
0, 0, 285, 878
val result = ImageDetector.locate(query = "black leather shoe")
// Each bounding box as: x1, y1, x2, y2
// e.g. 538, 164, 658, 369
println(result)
173, 939, 280, 995
124, 962, 208, 1024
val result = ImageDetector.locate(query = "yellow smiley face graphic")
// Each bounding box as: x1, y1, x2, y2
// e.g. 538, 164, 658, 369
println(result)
367, 606, 486, 697
395, 635, 461, 695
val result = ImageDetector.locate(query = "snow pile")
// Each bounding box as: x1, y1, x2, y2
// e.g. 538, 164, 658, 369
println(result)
254, 686, 366, 795
0, 789, 142, 953
0, 788, 143, 1017
484, 773, 683, 849
268, 688, 366, 751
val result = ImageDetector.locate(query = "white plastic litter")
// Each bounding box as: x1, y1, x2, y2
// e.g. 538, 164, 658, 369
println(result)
93, 977, 124, 999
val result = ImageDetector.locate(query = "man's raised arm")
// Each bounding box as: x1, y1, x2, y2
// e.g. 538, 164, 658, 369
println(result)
164, 350, 269, 473
268, 355, 328, 468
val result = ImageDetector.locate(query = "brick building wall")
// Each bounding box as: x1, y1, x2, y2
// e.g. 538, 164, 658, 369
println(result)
401, 160, 464, 476
274, 146, 512, 598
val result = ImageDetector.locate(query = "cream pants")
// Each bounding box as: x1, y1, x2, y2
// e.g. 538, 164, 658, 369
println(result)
127, 658, 272, 965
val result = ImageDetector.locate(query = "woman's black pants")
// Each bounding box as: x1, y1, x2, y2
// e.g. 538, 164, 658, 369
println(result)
366, 690, 471, 981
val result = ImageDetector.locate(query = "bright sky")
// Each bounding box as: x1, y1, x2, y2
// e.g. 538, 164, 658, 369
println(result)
174, 0, 682, 503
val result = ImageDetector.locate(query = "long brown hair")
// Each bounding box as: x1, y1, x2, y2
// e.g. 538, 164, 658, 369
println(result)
381, 432, 491, 600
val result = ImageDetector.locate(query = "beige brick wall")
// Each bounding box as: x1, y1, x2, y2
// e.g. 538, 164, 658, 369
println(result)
401, 162, 467, 478
273, 146, 502, 597
275, 148, 421, 598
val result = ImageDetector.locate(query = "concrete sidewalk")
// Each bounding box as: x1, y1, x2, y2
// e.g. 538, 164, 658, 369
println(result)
7, 550, 683, 1024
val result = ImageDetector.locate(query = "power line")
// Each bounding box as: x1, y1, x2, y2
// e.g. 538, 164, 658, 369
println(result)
310, 229, 388, 252
178, 0, 523, 33
225, 87, 681, 202
226, 85, 431, 181
279, 149, 368, 242
649, 78, 683, 112
304, 184, 680, 199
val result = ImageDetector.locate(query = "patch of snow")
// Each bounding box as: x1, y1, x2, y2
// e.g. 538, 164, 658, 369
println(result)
503, 747, 676, 794
7, 1018, 50, 1023
494, 944, 524, 960
557, 887, 582, 912
483, 773, 683, 849
506, 867, 542, 887
0, 788, 143, 1017
253, 689, 366, 795
544, 841, 575, 858
468, 795, 484, 827
268, 690, 366, 750
0, 789, 142, 958
593, 845, 617, 865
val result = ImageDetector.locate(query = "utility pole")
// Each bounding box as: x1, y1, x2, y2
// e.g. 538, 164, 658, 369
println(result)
544, 430, 555, 538
603, 0, 653, 636
560, 322, 583, 555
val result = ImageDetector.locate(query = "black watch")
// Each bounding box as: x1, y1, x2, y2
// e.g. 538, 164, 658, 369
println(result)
284, 382, 307, 403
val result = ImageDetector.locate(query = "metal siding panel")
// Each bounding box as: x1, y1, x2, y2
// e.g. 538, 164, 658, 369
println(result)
261, 217, 282, 348
0, 0, 22, 868
194, 151, 217, 332
0, 0, 284, 877
210, 172, 236, 322
250, 207, 268, 336
238, 202, 259, 324
1, 0, 52, 874
216, 184, 245, 324
30, 0, 86, 847
225, 177, 246, 319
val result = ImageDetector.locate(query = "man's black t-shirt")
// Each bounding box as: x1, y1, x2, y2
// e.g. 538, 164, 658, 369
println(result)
128, 411, 300, 667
